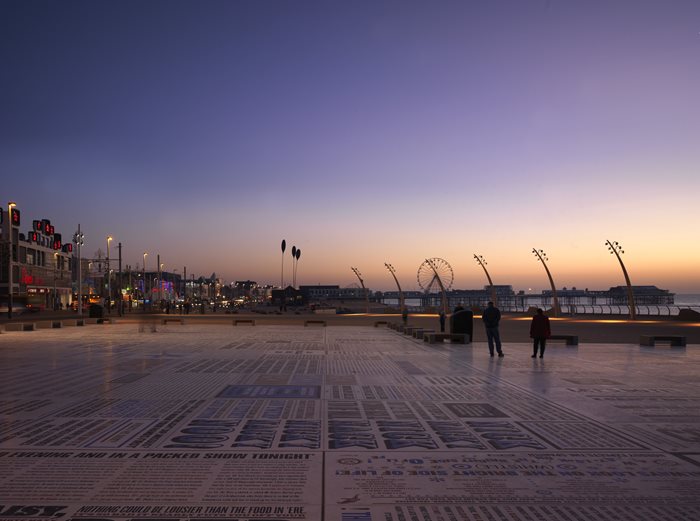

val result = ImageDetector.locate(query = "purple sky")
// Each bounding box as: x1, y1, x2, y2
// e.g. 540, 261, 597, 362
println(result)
2, 1, 699, 292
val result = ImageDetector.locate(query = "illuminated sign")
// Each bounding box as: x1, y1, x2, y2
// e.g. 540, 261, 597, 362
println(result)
10, 208, 20, 227
29, 232, 39, 242
33, 220, 42, 232
53, 239, 62, 250
42, 219, 51, 234
62, 243, 73, 253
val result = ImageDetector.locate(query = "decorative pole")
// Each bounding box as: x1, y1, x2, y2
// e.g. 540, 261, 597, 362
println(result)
295, 248, 301, 288
280, 240, 286, 288
605, 240, 636, 320
474, 254, 497, 305
425, 258, 449, 316
384, 263, 405, 314
106, 236, 112, 313
142, 252, 148, 313
351, 267, 370, 313
73, 224, 84, 318
7, 201, 17, 319
532, 248, 560, 317
291, 246, 297, 288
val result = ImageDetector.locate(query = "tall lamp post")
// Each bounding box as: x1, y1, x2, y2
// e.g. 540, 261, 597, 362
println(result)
6, 201, 17, 319
532, 248, 560, 317
474, 254, 497, 306
73, 225, 84, 318
384, 263, 405, 314
142, 252, 148, 312
605, 240, 636, 320
53, 253, 59, 310
106, 236, 112, 312
351, 267, 370, 313
280, 240, 286, 288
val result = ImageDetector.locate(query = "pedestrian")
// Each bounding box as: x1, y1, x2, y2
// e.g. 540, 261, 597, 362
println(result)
530, 308, 551, 358
402, 308, 408, 325
439, 310, 446, 332
482, 301, 504, 357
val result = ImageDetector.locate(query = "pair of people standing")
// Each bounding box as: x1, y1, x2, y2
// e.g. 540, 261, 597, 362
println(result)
482, 303, 551, 359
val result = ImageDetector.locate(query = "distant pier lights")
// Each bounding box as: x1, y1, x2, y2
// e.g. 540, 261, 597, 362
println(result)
605, 240, 636, 320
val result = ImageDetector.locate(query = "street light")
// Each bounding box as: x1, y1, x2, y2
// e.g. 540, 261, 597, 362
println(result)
605, 240, 636, 320
384, 263, 405, 314
7, 201, 16, 319
53, 252, 59, 310
351, 267, 370, 313
73, 225, 84, 317
142, 252, 148, 312
532, 248, 560, 317
106, 236, 113, 312
474, 254, 497, 306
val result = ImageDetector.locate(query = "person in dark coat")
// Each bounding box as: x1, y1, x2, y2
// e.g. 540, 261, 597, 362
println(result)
439, 311, 446, 332
530, 308, 551, 358
482, 301, 504, 357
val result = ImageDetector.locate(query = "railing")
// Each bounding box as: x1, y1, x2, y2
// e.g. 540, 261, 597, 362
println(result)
396, 304, 700, 317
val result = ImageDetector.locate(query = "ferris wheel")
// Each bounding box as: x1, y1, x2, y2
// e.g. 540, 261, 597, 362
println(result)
417, 258, 454, 293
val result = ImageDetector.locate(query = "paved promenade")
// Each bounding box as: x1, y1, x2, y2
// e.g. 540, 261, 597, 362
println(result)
1, 322, 699, 520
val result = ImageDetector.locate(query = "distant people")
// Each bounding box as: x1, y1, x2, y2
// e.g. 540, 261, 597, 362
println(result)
530, 308, 551, 358
439, 311, 446, 332
482, 301, 504, 357
402, 308, 408, 325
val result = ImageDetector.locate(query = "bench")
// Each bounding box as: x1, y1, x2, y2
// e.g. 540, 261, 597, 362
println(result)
62, 319, 85, 327
640, 335, 686, 347
413, 328, 435, 339
374, 321, 389, 327
233, 319, 255, 326
304, 320, 327, 327
161, 318, 185, 325
4, 322, 37, 332
549, 335, 578, 346
424, 333, 470, 344
36, 320, 63, 329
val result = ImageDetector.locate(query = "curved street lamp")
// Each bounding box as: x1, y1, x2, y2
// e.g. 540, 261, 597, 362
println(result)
351, 267, 370, 313
532, 248, 560, 317
280, 239, 286, 288
605, 240, 636, 320
474, 254, 497, 305
384, 262, 405, 314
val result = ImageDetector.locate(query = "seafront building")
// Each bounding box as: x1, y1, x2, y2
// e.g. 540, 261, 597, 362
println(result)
1, 208, 73, 310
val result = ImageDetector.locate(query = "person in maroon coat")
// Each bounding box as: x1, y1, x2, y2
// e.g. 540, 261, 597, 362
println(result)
530, 308, 551, 358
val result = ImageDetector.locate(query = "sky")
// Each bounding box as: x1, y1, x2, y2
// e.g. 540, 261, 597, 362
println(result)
2, 0, 699, 293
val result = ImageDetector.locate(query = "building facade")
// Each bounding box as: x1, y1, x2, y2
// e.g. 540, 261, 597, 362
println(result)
1, 207, 73, 311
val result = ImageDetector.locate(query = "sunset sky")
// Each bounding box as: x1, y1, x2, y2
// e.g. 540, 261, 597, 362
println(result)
2, 1, 699, 292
